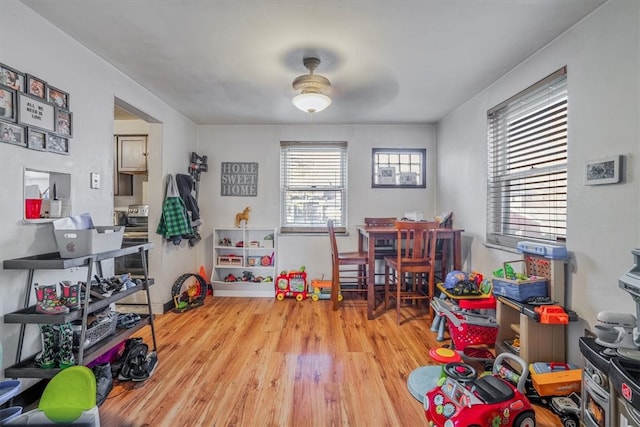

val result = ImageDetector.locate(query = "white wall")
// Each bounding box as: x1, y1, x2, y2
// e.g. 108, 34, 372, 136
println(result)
0, 1, 199, 382
436, 0, 639, 364
196, 124, 436, 282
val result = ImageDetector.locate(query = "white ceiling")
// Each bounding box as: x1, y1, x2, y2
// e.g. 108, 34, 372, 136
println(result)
22, 0, 606, 125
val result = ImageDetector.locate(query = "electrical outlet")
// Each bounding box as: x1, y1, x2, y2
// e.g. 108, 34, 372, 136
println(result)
90, 172, 101, 189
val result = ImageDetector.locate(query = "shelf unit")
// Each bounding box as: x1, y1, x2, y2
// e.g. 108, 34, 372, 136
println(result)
212, 227, 277, 297
494, 252, 567, 362
3, 243, 157, 379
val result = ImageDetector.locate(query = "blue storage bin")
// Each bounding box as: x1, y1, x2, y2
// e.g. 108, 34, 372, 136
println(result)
491, 277, 548, 302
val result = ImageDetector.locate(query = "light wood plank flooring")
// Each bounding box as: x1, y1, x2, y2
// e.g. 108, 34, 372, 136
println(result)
100, 296, 562, 426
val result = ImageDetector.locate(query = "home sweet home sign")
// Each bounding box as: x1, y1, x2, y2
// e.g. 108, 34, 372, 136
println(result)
221, 162, 258, 196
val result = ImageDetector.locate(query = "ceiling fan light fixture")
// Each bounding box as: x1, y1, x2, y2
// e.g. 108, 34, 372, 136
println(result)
292, 57, 332, 113
292, 92, 332, 113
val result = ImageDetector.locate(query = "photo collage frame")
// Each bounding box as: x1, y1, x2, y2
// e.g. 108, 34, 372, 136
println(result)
0, 63, 72, 154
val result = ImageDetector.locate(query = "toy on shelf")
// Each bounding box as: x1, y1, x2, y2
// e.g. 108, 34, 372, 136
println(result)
310, 279, 342, 302
424, 353, 535, 427
235, 206, 250, 228
275, 268, 308, 301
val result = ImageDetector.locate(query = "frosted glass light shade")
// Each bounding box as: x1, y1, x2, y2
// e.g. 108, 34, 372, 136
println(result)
292, 93, 332, 113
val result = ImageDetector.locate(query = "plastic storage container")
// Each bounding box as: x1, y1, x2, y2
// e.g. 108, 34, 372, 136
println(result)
53, 226, 124, 258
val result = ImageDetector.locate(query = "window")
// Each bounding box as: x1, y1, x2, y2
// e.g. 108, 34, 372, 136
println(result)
486, 67, 568, 248
371, 148, 426, 188
280, 141, 347, 233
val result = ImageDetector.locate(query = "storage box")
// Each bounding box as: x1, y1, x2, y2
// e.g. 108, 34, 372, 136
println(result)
262, 239, 274, 248
53, 226, 124, 258
217, 255, 243, 266
491, 277, 547, 302
529, 362, 582, 397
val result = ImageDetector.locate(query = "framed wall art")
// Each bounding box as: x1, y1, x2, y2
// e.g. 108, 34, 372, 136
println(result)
27, 127, 47, 151
47, 85, 69, 109
0, 63, 25, 92
371, 148, 426, 188
47, 133, 69, 155
584, 155, 621, 185
0, 121, 26, 146
26, 74, 46, 99
18, 92, 55, 132
0, 85, 16, 122
55, 108, 72, 137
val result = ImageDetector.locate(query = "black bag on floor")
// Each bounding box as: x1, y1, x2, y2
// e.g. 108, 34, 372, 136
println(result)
92, 362, 113, 406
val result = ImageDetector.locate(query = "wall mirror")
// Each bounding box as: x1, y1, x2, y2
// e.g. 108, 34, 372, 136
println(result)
371, 148, 426, 188
24, 168, 71, 220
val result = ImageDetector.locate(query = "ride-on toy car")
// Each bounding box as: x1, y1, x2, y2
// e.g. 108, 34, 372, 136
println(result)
424, 352, 535, 427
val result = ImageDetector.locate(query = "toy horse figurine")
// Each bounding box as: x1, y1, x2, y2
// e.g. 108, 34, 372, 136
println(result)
235, 206, 251, 228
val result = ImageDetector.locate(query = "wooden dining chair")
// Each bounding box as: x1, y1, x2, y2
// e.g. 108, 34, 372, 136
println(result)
384, 220, 439, 324
364, 217, 397, 258
327, 219, 369, 310
433, 212, 454, 282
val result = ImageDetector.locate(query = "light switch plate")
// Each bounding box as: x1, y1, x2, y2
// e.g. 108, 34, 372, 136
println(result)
90, 172, 100, 189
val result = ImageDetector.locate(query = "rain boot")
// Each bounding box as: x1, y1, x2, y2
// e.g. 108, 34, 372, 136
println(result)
56, 323, 76, 369
34, 283, 69, 314
60, 280, 81, 310
34, 324, 57, 369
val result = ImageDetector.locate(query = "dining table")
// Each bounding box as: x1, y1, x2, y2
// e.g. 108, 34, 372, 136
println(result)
356, 224, 465, 320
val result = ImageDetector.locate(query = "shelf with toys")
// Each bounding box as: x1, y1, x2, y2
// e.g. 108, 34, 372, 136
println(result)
211, 227, 277, 297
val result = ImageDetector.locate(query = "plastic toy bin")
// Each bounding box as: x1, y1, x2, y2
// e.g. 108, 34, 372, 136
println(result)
53, 226, 124, 258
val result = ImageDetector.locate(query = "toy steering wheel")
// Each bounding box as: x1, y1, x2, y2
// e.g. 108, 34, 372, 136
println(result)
444, 362, 478, 383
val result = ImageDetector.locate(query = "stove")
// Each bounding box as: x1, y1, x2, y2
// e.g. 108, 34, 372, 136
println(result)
580, 337, 616, 427
115, 204, 149, 278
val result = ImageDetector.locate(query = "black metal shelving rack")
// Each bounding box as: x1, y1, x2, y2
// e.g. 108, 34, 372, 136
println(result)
3, 243, 157, 379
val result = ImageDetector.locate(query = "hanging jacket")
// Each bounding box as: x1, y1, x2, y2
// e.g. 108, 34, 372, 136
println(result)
175, 173, 201, 225
156, 174, 192, 245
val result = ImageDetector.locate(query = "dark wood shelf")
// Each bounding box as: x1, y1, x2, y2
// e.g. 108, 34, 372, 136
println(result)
5, 316, 152, 379
4, 279, 154, 324
3, 243, 153, 270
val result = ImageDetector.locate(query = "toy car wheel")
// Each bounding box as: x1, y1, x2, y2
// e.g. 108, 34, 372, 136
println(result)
276, 293, 285, 301
312, 294, 319, 301
296, 294, 304, 302
338, 294, 343, 301
513, 411, 535, 427
562, 416, 579, 427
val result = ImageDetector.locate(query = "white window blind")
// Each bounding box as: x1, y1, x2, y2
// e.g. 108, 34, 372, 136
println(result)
280, 141, 347, 233
486, 67, 568, 248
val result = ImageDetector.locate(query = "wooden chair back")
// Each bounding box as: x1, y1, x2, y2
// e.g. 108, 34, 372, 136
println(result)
395, 220, 440, 266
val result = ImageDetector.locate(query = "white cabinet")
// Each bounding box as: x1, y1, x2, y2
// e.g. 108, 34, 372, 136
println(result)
212, 227, 277, 297
117, 135, 148, 173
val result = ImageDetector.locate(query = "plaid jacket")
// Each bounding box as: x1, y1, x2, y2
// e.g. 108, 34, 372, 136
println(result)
156, 196, 192, 239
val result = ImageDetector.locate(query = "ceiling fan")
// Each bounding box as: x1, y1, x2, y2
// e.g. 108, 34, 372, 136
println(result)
291, 57, 332, 113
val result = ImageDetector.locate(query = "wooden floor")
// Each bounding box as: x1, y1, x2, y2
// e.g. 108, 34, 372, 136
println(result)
100, 296, 563, 427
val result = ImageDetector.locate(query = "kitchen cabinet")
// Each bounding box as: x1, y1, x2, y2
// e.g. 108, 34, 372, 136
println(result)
3, 243, 157, 379
117, 135, 148, 173
212, 227, 277, 297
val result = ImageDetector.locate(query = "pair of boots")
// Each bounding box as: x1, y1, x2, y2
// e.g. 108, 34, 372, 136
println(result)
35, 323, 75, 369
34, 281, 81, 314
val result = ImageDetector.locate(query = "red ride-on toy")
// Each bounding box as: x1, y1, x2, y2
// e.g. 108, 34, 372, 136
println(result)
424, 352, 535, 427
275, 269, 308, 301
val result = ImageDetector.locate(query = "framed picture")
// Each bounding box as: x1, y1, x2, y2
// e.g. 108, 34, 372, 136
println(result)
585, 155, 621, 185
47, 133, 69, 155
371, 148, 426, 188
0, 85, 16, 122
47, 86, 69, 109
17, 92, 55, 132
55, 108, 72, 137
0, 63, 25, 92
26, 74, 46, 99
0, 120, 26, 146
27, 127, 47, 151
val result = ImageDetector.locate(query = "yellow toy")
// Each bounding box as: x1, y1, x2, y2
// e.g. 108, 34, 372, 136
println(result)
311, 279, 342, 302
235, 206, 251, 227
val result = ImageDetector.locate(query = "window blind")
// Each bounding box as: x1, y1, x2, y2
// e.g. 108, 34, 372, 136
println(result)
486, 67, 568, 248
280, 141, 347, 233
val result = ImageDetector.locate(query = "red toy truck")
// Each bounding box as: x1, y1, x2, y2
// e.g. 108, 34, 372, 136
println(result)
275, 269, 308, 301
